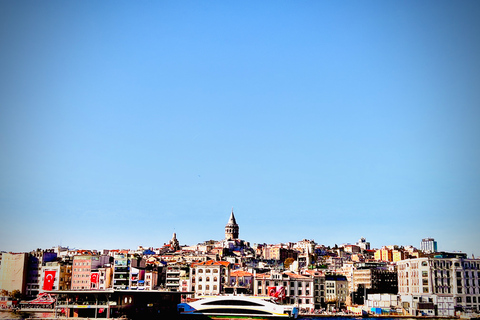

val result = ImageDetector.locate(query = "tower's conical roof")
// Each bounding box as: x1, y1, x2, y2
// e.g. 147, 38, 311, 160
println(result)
227, 209, 237, 225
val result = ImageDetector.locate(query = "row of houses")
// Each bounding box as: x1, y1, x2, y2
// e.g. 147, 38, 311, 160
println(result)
0, 213, 479, 317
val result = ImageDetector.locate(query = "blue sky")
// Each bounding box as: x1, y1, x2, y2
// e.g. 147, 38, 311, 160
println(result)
1, 1, 479, 256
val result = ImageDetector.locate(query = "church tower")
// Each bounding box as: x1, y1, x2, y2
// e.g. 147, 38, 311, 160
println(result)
169, 232, 180, 251
225, 209, 239, 240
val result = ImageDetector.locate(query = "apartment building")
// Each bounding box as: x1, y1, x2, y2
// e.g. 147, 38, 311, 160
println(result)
397, 255, 480, 316
0, 253, 28, 296
71, 255, 106, 290
40, 260, 72, 292
254, 271, 316, 311
190, 260, 230, 297
325, 275, 348, 311
112, 254, 129, 290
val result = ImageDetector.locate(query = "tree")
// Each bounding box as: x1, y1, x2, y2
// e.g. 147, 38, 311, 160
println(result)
284, 258, 295, 269
0, 289, 8, 297
9, 290, 21, 300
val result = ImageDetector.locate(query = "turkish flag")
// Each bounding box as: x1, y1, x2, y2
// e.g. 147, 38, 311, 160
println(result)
91, 273, 99, 284
43, 271, 56, 290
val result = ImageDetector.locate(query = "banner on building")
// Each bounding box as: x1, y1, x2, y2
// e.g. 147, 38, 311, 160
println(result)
43, 270, 56, 291
90, 272, 99, 287
267, 286, 285, 300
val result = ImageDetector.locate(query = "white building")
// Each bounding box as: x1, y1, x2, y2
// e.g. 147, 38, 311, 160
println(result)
191, 261, 230, 297
397, 255, 480, 316
421, 238, 438, 254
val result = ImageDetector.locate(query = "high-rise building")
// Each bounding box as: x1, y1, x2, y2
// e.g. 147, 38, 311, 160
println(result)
421, 238, 438, 253
0, 253, 28, 295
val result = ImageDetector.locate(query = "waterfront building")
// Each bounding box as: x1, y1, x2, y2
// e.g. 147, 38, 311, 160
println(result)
26, 249, 57, 298
71, 255, 106, 290
0, 252, 28, 295
397, 255, 480, 316
304, 269, 326, 310
40, 260, 72, 292
165, 265, 182, 291
225, 270, 253, 294
190, 260, 230, 297
97, 266, 112, 290
112, 253, 129, 290
254, 270, 315, 311
325, 274, 348, 311
351, 262, 398, 304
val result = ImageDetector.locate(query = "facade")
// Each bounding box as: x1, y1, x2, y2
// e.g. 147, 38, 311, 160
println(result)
356, 238, 371, 251
254, 271, 316, 311
225, 270, 253, 294
40, 261, 72, 292
97, 267, 112, 290
112, 254, 129, 290
0, 253, 28, 295
262, 246, 298, 262
374, 248, 393, 262
191, 260, 230, 297
165, 265, 182, 291
325, 275, 348, 310
397, 256, 480, 316
421, 238, 438, 254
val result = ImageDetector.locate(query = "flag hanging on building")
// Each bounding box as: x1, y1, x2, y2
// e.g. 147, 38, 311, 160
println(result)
90, 272, 99, 288
43, 270, 56, 290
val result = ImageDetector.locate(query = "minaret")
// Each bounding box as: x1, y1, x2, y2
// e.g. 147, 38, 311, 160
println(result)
225, 209, 239, 240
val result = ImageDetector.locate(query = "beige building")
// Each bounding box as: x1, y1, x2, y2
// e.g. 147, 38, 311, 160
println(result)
397, 256, 480, 316
0, 253, 28, 295
191, 260, 230, 297
40, 261, 72, 292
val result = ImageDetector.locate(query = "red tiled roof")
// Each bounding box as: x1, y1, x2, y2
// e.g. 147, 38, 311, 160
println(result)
230, 270, 253, 277
255, 273, 271, 279
283, 272, 310, 279
192, 260, 230, 267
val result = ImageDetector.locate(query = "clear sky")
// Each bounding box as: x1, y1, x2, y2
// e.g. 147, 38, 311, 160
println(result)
1, 1, 479, 256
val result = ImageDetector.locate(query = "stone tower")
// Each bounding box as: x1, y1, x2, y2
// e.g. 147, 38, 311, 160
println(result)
169, 232, 180, 251
225, 209, 239, 240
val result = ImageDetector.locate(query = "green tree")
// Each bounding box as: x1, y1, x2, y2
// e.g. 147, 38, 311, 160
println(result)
9, 290, 21, 300
284, 257, 295, 269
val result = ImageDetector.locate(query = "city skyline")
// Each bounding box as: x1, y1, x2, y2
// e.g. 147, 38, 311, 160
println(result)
1, 1, 479, 256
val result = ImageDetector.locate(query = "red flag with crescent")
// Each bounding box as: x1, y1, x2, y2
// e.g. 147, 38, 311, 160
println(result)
91, 272, 99, 284
43, 270, 56, 290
